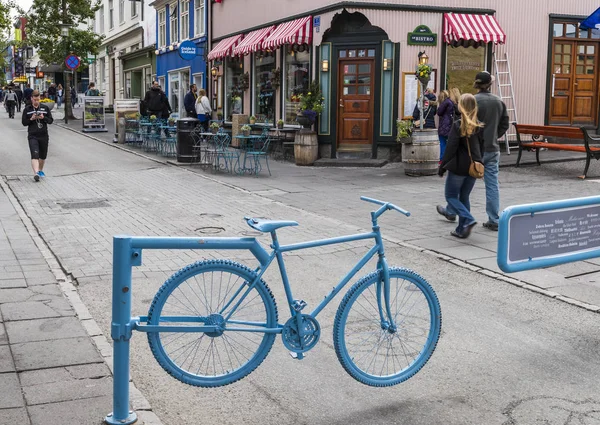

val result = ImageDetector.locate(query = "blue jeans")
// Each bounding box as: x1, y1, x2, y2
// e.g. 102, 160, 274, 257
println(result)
445, 171, 476, 233
483, 151, 500, 224
438, 135, 448, 160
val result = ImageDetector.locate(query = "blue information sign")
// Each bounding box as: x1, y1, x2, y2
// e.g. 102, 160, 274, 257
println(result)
178, 40, 197, 61
65, 54, 80, 70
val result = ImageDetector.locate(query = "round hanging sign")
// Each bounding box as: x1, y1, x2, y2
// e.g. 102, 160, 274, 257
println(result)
65, 54, 81, 70
178, 40, 197, 61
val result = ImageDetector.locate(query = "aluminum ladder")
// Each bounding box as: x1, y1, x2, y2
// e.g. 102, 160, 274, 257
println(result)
493, 52, 518, 154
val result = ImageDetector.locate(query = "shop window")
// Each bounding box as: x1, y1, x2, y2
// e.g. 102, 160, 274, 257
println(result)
445, 45, 486, 95
225, 57, 244, 121
283, 45, 310, 125
253, 51, 276, 123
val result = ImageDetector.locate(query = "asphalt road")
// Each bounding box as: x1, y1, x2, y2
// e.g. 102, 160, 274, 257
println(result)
1, 117, 599, 425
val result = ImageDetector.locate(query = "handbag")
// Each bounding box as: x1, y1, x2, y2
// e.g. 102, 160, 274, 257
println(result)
466, 136, 484, 179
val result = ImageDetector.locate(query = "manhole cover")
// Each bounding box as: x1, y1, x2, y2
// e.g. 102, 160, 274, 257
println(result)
195, 227, 225, 234
199, 213, 223, 219
57, 199, 110, 209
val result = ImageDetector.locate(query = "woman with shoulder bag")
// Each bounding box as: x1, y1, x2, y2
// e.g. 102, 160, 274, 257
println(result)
437, 93, 484, 239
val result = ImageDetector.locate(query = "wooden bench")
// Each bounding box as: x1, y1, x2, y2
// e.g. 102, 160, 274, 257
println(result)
514, 124, 600, 179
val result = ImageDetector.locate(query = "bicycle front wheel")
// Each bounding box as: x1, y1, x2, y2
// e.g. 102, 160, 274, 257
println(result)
334, 267, 441, 387
147, 260, 278, 387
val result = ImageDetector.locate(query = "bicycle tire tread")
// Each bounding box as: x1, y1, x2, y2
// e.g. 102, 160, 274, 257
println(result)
333, 267, 442, 387
147, 259, 278, 387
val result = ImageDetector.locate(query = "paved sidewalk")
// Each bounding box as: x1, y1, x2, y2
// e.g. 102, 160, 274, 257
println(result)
51, 114, 600, 314
0, 183, 161, 425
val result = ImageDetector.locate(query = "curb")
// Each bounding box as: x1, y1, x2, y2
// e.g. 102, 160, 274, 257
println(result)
0, 176, 164, 425
58, 127, 600, 313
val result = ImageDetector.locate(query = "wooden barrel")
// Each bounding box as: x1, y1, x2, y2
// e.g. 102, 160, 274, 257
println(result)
401, 130, 440, 176
294, 131, 319, 166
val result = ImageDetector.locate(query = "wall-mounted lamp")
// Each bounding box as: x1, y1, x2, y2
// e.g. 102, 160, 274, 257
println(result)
169, 45, 174, 51
211, 66, 218, 78
418, 51, 429, 65
155, 49, 159, 55
321, 59, 329, 72
383, 58, 391, 71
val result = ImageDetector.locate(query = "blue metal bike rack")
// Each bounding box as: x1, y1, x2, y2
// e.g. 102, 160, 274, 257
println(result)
497, 195, 600, 273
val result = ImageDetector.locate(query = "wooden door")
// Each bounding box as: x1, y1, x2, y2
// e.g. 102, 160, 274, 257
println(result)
572, 42, 598, 125
549, 41, 573, 124
550, 40, 599, 126
337, 59, 374, 150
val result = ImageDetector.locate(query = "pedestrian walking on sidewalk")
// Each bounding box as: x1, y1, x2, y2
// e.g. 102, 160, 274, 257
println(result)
22, 90, 53, 182
4, 87, 17, 118
195, 89, 212, 131
436, 90, 455, 160
14, 85, 23, 112
437, 93, 484, 239
474, 71, 509, 231
23, 83, 33, 106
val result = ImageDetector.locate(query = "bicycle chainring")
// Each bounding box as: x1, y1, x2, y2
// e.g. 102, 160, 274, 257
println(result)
281, 314, 320, 353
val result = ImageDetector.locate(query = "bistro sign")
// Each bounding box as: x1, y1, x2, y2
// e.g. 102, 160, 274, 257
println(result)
408, 25, 437, 46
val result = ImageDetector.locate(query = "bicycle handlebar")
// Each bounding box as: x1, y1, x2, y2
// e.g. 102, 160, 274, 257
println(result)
360, 196, 411, 217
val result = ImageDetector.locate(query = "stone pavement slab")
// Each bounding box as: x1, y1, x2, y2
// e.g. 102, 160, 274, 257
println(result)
0, 373, 24, 408
5, 317, 88, 344
0, 407, 30, 424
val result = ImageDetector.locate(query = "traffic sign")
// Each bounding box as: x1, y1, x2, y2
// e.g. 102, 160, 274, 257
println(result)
65, 54, 81, 70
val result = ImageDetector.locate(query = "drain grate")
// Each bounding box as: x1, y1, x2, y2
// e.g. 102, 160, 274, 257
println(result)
57, 199, 110, 210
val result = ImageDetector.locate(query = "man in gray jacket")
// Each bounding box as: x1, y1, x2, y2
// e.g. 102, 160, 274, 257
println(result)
474, 71, 509, 231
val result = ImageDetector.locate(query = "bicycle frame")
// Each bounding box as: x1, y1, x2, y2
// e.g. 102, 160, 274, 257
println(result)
106, 198, 405, 424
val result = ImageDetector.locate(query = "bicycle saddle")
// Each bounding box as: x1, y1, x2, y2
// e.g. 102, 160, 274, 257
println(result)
244, 217, 298, 233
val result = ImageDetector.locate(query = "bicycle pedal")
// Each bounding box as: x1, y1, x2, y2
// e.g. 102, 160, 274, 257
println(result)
289, 351, 306, 360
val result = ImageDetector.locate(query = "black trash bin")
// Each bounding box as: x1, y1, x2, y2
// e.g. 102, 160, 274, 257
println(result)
176, 117, 199, 162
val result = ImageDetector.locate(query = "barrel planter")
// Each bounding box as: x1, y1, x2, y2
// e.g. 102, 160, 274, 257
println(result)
294, 131, 319, 166
401, 129, 439, 176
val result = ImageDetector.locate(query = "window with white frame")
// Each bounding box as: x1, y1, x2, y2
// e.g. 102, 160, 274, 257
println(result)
180, 0, 189, 40
99, 6, 104, 33
158, 9, 166, 47
169, 3, 178, 44
194, 0, 204, 36
108, 0, 114, 29
119, 0, 124, 23
131, 0, 137, 17
192, 72, 204, 89
99, 57, 106, 85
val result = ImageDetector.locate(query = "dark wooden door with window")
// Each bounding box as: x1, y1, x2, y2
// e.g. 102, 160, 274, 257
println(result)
550, 23, 600, 127
337, 59, 375, 151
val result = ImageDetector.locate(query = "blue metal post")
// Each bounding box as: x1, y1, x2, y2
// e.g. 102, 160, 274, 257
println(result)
105, 236, 138, 425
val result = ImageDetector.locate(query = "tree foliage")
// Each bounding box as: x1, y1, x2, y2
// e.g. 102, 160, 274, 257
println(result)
26, 0, 103, 67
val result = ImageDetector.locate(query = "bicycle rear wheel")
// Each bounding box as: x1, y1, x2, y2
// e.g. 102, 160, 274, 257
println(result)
334, 267, 441, 387
147, 260, 278, 387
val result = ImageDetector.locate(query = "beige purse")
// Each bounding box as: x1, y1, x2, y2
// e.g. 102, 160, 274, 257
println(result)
466, 138, 484, 179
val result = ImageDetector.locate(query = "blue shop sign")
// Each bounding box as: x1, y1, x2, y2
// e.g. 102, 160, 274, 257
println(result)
179, 40, 197, 60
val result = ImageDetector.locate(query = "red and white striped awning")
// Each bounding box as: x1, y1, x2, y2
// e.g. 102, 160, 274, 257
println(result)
207, 34, 244, 61
232, 26, 276, 56
262, 16, 312, 50
443, 13, 506, 46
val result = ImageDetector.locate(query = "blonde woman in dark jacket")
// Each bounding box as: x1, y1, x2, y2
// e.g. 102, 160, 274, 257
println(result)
437, 93, 484, 238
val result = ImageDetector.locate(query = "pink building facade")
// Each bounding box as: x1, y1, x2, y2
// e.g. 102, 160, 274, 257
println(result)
207, 1, 600, 159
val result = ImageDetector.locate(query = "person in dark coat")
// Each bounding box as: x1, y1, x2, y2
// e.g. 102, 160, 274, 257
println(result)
413, 90, 437, 129
436, 90, 455, 160
437, 93, 484, 239
14, 86, 23, 112
183, 84, 198, 118
47, 84, 57, 101
144, 81, 168, 119
23, 84, 33, 106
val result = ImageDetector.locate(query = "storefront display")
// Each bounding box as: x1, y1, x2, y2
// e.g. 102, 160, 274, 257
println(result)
253, 52, 276, 122
284, 46, 310, 125
445, 46, 486, 95
225, 56, 244, 121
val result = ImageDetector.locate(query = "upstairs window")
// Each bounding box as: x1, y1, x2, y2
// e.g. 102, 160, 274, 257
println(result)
169, 2, 178, 44
180, 0, 189, 40
158, 9, 166, 47
194, 0, 204, 36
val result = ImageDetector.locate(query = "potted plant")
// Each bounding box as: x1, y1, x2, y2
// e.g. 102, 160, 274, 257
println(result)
416, 63, 432, 86
240, 124, 251, 136
296, 80, 324, 130
249, 115, 257, 125
149, 114, 157, 121
168, 117, 176, 126
396, 119, 413, 144
277, 119, 284, 129
39, 97, 55, 110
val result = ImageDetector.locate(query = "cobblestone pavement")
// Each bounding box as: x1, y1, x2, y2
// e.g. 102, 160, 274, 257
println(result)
2, 117, 600, 425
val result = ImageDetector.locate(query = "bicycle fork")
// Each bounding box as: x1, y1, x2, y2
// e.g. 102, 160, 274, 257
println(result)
373, 221, 397, 333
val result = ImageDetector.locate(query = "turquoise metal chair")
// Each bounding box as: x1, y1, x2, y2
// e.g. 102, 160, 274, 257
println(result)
245, 134, 272, 176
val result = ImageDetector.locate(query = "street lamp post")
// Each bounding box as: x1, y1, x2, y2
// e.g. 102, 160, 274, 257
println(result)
58, 21, 74, 124
416, 51, 431, 131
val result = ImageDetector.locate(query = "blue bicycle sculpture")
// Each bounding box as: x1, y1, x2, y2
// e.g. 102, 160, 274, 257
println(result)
128, 196, 442, 389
